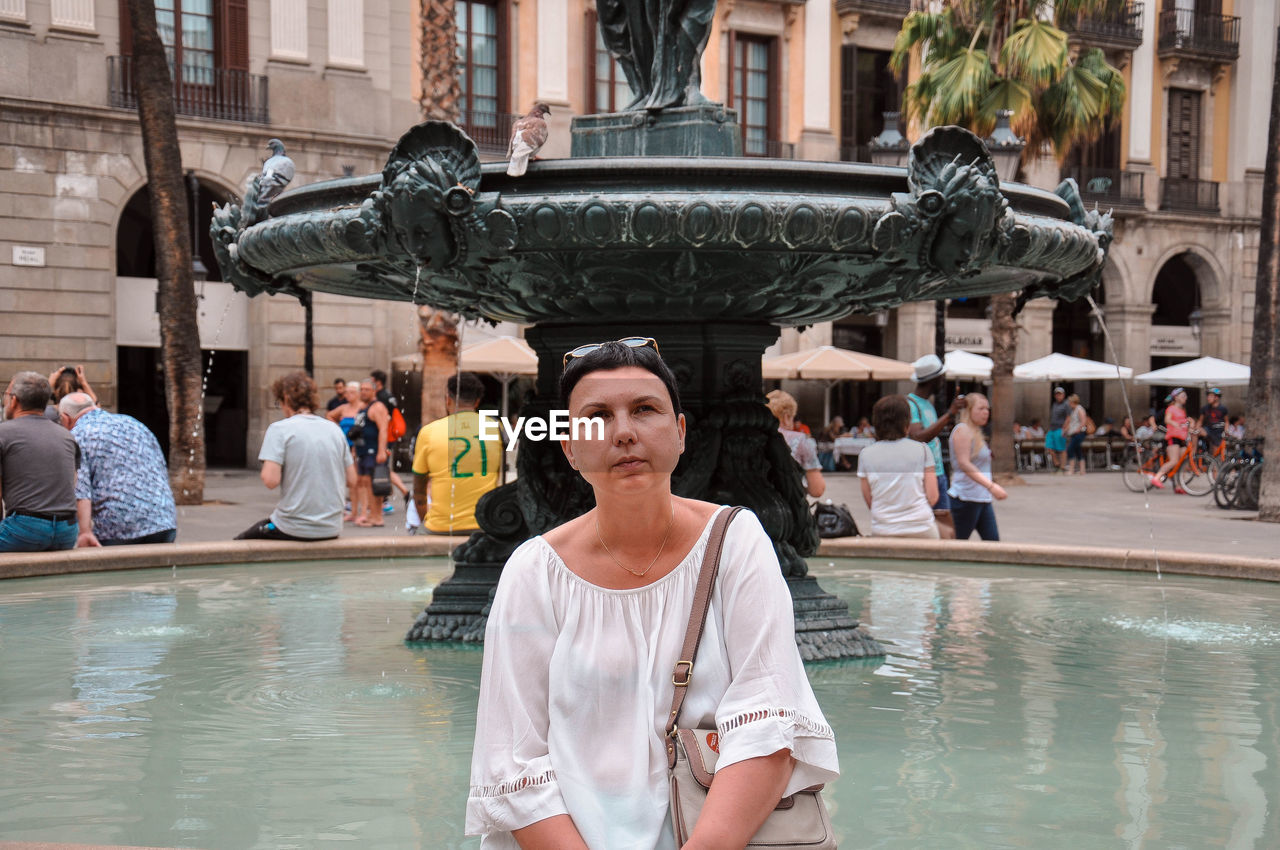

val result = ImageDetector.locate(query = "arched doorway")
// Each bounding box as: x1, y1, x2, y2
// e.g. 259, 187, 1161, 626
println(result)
115, 177, 250, 467
1049, 286, 1108, 419
1147, 251, 1204, 413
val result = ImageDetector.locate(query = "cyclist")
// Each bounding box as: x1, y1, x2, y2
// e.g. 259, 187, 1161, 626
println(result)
1149, 387, 1190, 493
1195, 387, 1229, 454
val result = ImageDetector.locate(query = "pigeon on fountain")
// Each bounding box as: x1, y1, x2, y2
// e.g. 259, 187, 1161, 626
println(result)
506, 103, 551, 177
258, 138, 295, 203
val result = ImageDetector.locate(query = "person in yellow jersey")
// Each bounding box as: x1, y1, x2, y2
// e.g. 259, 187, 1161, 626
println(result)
411, 372, 499, 534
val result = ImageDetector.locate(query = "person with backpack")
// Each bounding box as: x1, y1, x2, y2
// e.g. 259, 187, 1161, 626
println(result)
370, 370, 411, 510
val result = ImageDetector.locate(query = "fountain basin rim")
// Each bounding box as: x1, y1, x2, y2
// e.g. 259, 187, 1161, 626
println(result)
3, 538, 1276, 584
265, 157, 1074, 222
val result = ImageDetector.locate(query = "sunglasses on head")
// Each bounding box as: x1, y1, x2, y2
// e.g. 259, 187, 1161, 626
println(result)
562, 337, 660, 368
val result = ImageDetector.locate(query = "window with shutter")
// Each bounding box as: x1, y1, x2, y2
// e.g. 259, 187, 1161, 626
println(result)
457, 0, 508, 144
1166, 88, 1200, 180
727, 31, 778, 157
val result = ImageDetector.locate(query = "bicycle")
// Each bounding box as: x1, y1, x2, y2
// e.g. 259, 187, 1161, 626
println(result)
1121, 428, 1215, 496
1213, 438, 1264, 510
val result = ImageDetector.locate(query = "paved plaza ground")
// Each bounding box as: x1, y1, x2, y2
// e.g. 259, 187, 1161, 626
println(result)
177, 467, 1278, 562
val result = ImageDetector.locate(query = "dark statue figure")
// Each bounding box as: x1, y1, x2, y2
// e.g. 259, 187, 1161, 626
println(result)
597, 0, 716, 110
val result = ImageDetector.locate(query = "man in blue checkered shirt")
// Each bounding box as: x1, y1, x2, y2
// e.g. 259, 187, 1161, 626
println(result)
58, 392, 177, 546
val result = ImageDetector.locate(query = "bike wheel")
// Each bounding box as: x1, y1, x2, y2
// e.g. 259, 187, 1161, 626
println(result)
1214, 461, 1243, 509
1175, 451, 1214, 496
1123, 452, 1153, 492
1238, 464, 1263, 511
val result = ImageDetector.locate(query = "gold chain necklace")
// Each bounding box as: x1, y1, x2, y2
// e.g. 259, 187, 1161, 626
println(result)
596, 504, 676, 577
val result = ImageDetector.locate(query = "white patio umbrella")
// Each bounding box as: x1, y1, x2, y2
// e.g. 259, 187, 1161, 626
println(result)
459, 335, 538, 419
1013, 352, 1133, 382
944, 350, 993, 381
1134, 356, 1250, 388
459, 336, 538, 485
762, 345, 914, 423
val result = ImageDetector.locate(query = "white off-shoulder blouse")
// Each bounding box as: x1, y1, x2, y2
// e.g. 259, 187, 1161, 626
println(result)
465, 506, 840, 849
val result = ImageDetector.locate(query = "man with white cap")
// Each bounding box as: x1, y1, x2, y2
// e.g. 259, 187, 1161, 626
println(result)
906, 354, 966, 536
1045, 386, 1071, 473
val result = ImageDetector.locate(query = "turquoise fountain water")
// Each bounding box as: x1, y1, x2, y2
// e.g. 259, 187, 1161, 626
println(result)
2, 558, 1277, 848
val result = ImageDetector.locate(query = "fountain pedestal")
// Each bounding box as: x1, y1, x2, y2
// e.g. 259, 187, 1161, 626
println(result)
570, 105, 742, 157
406, 320, 884, 660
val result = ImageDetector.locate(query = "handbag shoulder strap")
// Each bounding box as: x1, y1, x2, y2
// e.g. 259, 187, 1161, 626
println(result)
665, 506, 744, 764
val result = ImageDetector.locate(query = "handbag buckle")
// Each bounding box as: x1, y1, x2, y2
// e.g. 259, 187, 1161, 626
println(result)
672, 660, 693, 687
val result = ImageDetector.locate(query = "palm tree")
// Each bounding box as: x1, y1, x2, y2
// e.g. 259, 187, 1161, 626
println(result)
419, 0, 461, 122
890, 0, 1125, 482
123, 0, 205, 504
1246, 27, 1280, 523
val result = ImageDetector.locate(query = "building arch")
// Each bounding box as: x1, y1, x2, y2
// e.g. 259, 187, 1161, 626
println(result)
1145, 244, 1225, 310
115, 174, 234, 281
1099, 253, 1129, 307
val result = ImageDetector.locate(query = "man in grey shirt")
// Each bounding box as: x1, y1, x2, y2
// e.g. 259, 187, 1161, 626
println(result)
0, 371, 81, 551
1045, 386, 1071, 473
236, 371, 355, 541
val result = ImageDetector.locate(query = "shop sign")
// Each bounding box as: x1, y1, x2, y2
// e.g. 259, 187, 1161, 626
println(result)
944, 318, 992, 353
1149, 325, 1200, 356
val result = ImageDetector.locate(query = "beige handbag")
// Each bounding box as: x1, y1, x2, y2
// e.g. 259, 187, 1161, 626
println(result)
665, 507, 837, 849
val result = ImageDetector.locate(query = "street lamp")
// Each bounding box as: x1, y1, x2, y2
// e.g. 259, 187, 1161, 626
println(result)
868, 111, 910, 168
1188, 307, 1204, 340
985, 109, 1025, 182
187, 171, 208, 283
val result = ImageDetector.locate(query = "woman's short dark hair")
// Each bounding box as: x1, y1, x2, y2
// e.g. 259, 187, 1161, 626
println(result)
51, 370, 83, 403
872, 394, 911, 441
271, 371, 319, 412
560, 340, 682, 416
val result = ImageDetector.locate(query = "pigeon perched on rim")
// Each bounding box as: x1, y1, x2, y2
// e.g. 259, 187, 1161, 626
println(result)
506, 103, 551, 177
258, 138, 295, 203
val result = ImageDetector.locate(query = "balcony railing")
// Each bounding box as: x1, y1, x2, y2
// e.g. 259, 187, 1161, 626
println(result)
839, 145, 873, 164
744, 139, 797, 159
1161, 178, 1219, 213
1065, 167, 1145, 208
108, 56, 269, 124
1063, 2, 1143, 51
1157, 10, 1240, 61
834, 0, 910, 18
459, 109, 523, 156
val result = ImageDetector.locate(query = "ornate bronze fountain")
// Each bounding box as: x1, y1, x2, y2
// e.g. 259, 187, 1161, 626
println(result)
212, 48, 1111, 661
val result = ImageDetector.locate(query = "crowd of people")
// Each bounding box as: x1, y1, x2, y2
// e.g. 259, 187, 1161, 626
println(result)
1, 364, 501, 552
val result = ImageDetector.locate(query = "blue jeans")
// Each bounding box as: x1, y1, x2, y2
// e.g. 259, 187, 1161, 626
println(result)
951, 497, 999, 540
933, 471, 951, 512
0, 514, 78, 552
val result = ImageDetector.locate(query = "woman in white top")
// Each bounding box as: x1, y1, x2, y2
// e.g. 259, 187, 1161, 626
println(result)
466, 338, 838, 849
857, 394, 939, 538
947, 393, 1007, 540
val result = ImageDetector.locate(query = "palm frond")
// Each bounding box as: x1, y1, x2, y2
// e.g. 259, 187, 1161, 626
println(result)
1000, 18, 1068, 88
926, 48, 996, 128
891, 11, 952, 74
979, 77, 1032, 134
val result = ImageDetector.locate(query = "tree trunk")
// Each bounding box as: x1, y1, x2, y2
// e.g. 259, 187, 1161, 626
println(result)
1247, 26, 1280, 523
124, 0, 205, 504
418, 307, 461, 426
420, 0, 461, 121
989, 292, 1024, 484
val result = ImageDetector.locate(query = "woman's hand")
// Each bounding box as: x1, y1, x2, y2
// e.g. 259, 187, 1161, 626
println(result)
989, 483, 1008, 501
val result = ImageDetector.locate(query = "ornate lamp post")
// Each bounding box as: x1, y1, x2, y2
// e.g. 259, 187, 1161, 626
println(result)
985, 109, 1026, 182
868, 111, 910, 168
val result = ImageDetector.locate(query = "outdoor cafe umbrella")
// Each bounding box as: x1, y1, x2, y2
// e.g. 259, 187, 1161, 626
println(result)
459, 335, 538, 423
944, 350, 993, 381
761, 345, 914, 423
1134, 356, 1250, 388
1013, 352, 1133, 382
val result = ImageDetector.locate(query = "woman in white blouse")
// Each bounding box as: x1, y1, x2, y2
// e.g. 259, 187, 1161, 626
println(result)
466, 338, 839, 849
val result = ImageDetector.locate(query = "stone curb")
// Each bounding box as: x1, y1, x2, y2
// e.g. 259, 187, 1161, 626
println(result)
2, 536, 1276, 583
0, 536, 467, 580
815, 537, 1280, 582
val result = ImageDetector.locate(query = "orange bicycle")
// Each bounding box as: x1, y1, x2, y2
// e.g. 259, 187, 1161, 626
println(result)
1121, 428, 1216, 496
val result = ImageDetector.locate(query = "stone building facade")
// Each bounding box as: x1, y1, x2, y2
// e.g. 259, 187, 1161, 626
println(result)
3, 0, 1273, 462
1, 0, 424, 463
